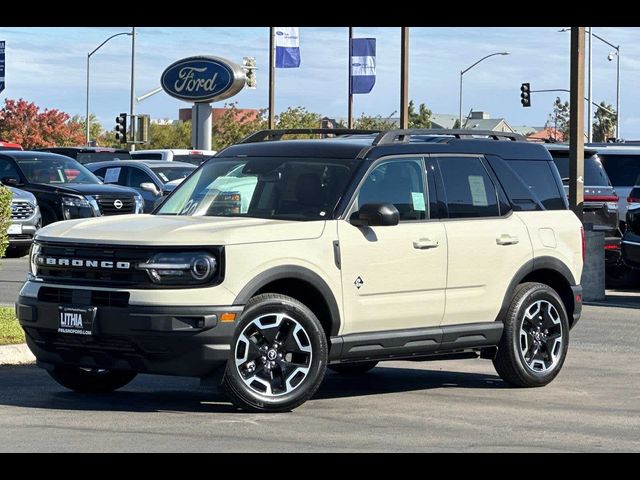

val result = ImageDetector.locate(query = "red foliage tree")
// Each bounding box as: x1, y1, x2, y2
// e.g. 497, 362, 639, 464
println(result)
0, 98, 85, 149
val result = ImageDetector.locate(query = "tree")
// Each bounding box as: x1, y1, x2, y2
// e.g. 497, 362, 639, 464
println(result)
147, 121, 192, 149
408, 100, 432, 128
352, 112, 397, 130
212, 102, 266, 149
593, 101, 617, 142
545, 97, 571, 141
0, 98, 84, 148
69, 114, 102, 144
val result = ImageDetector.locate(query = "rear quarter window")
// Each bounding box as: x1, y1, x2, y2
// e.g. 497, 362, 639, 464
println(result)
598, 154, 640, 187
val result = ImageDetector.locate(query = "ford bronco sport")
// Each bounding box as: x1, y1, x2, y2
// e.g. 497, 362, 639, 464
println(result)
17, 129, 584, 412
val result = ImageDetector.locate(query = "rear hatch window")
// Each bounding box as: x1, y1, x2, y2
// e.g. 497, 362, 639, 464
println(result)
76, 151, 132, 164
550, 152, 611, 186
597, 153, 640, 187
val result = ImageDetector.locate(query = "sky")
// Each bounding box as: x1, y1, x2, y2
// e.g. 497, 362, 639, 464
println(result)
0, 27, 637, 137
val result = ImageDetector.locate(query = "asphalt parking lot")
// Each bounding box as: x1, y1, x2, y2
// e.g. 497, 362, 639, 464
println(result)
1, 256, 639, 452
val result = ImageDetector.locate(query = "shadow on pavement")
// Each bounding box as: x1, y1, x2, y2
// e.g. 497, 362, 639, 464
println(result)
0, 364, 505, 414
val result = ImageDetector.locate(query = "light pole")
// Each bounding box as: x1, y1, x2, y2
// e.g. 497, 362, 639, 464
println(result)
85, 31, 132, 146
459, 52, 509, 128
559, 28, 621, 139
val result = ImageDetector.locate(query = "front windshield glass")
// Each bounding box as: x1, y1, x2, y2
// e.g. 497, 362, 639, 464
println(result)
151, 166, 195, 183
158, 157, 356, 221
16, 155, 101, 185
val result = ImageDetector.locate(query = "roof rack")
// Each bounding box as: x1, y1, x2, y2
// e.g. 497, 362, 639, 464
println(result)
238, 128, 381, 144
372, 129, 525, 145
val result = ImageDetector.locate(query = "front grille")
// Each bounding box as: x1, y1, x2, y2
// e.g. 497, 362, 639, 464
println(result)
38, 287, 130, 307
94, 195, 135, 215
35, 242, 223, 288
11, 201, 35, 220
37, 331, 137, 352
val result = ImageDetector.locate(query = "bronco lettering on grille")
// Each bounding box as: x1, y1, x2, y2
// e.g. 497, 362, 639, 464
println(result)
37, 257, 131, 269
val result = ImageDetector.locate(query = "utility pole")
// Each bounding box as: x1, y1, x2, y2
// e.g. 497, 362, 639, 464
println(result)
400, 27, 409, 129
587, 28, 593, 143
569, 27, 586, 221
348, 27, 353, 129
129, 26, 136, 151
268, 27, 275, 129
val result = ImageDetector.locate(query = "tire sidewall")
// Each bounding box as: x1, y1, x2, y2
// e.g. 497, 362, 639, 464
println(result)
509, 285, 570, 385
224, 296, 328, 410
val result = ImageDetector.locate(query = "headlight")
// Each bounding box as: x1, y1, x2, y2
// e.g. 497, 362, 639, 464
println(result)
134, 194, 145, 213
61, 196, 90, 208
61, 195, 96, 219
137, 252, 217, 285
29, 242, 41, 278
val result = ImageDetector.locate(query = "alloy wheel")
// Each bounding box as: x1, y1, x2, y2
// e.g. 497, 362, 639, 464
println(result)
519, 300, 563, 373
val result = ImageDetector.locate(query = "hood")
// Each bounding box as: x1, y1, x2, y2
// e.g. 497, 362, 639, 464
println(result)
7, 186, 37, 203
35, 214, 326, 246
28, 182, 139, 197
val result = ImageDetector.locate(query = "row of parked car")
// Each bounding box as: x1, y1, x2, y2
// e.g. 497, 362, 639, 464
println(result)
0, 145, 214, 257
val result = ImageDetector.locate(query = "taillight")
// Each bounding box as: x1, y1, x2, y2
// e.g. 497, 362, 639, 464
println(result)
604, 244, 619, 251
627, 197, 640, 204
580, 226, 585, 261
584, 194, 619, 202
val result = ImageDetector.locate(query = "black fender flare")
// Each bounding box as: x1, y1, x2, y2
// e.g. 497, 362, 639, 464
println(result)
495, 256, 577, 322
233, 265, 342, 336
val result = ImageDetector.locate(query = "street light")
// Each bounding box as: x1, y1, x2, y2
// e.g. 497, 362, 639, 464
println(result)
459, 52, 509, 127
85, 30, 132, 146
559, 27, 620, 139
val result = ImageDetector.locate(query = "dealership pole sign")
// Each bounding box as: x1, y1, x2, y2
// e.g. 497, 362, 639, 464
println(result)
161, 55, 246, 103
0, 41, 5, 94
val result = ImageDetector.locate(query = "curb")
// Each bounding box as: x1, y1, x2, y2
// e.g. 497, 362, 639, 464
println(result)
0, 343, 35, 365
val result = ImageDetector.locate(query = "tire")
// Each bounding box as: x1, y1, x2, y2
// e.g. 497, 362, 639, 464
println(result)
48, 366, 137, 393
4, 245, 31, 258
222, 293, 328, 412
329, 361, 379, 375
493, 282, 570, 388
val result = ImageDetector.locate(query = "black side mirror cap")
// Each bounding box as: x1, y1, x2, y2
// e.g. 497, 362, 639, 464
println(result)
0, 176, 20, 187
350, 203, 400, 227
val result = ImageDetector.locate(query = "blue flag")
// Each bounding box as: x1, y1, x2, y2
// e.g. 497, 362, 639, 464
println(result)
350, 38, 376, 94
275, 27, 300, 68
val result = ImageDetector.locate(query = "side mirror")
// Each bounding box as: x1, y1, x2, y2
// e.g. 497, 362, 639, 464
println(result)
0, 176, 20, 187
140, 182, 160, 196
350, 203, 399, 227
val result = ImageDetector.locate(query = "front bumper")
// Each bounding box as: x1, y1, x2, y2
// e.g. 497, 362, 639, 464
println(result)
8, 224, 39, 245
16, 294, 243, 378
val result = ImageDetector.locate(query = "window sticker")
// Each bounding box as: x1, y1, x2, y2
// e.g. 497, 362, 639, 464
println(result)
104, 167, 121, 184
411, 191, 426, 212
468, 175, 488, 206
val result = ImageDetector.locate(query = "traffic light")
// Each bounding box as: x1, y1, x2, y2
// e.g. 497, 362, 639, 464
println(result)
115, 113, 127, 143
520, 83, 531, 107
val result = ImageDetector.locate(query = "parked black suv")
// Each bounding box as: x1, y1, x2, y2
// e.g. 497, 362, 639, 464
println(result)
36, 147, 131, 165
545, 145, 621, 263
0, 151, 144, 225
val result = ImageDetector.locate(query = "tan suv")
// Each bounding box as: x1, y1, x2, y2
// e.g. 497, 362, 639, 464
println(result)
17, 129, 584, 412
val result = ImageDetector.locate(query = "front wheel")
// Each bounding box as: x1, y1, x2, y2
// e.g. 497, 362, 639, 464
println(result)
48, 366, 137, 393
222, 294, 328, 412
493, 282, 569, 388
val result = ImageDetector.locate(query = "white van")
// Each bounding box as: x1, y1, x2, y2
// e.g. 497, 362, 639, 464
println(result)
130, 149, 217, 166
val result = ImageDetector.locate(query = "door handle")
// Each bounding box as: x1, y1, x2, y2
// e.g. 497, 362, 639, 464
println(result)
496, 234, 519, 246
413, 238, 439, 250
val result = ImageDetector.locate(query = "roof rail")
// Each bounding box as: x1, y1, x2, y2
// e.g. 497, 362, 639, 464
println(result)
238, 128, 381, 144
372, 129, 525, 145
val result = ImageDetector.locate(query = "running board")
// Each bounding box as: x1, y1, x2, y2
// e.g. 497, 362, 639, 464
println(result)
329, 322, 503, 362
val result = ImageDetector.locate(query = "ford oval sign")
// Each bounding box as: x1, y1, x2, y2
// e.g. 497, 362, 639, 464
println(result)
161, 55, 246, 103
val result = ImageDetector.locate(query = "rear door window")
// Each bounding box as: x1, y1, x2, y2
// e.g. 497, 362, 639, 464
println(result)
436, 156, 500, 218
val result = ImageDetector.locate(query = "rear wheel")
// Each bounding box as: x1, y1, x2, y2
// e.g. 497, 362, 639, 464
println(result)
48, 366, 137, 393
223, 294, 328, 412
493, 282, 569, 388
329, 361, 379, 374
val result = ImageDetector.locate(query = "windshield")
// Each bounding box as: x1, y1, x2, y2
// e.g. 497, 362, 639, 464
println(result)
550, 153, 611, 186
158, 157, 356, 221
597, 154, 640, 187
151, 166, 195, 183
16, 155, 101, 185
